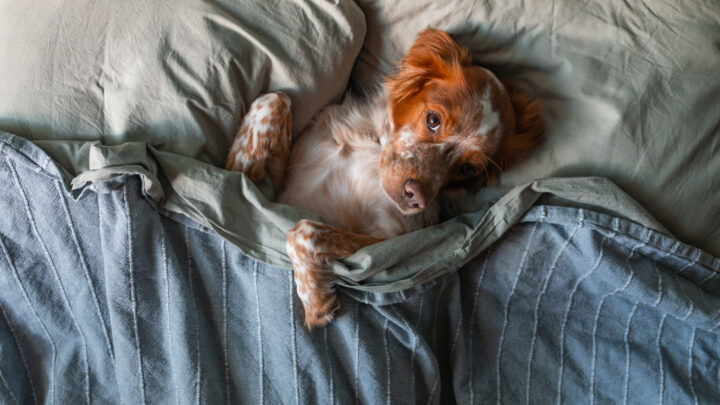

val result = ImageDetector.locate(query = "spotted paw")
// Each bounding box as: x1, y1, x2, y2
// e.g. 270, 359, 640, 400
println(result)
225, 92, 292, 188
286, 220, 341, 329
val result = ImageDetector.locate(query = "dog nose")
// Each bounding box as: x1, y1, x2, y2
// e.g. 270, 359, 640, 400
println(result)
403, 179, 426, 209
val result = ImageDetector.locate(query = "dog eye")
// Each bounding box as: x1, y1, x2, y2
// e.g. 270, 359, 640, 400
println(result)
426, 111, 441, 132
460, 164, 476, 177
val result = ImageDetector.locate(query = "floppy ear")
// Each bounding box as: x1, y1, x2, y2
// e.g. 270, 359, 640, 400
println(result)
385, 28, 472, 127
484, 85, 544, 184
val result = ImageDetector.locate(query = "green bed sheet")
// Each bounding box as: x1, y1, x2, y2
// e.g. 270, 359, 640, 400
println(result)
352, 0, 720, 255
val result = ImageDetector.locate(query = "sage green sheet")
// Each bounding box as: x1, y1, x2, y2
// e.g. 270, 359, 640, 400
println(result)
352, 0, 720, 255
1, 0, 718, 292
15, 136, 668, 292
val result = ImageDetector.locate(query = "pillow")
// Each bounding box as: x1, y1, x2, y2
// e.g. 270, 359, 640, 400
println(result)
0, 0, 366, 166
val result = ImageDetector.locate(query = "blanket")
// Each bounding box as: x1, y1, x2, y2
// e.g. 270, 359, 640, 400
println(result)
1, 132, 718, 404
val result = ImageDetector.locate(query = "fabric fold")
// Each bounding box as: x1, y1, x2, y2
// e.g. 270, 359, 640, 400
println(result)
3, 132, 676, 293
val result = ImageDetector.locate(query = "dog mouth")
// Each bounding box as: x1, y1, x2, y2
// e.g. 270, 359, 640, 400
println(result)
395, 202, 424, 215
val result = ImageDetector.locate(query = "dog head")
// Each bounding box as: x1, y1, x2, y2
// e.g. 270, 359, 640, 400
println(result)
380, 28, 543, 215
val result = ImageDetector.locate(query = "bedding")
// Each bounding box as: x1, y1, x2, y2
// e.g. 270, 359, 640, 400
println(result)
352, 0, 720, 257
0, 0, 366, 162
0, 0, 719, 403
1, 136, 719, 404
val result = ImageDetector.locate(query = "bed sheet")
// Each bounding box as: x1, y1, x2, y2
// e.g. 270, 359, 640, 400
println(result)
352, 0, 720, 256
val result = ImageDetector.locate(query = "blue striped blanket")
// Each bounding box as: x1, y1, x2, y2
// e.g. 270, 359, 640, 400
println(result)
0, 137, 718, 404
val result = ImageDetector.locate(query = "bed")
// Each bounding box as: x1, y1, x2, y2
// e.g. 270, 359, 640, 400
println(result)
0, 0, 718, 403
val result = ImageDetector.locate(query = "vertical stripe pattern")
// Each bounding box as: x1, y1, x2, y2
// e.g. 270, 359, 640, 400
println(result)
184, 229, 202, 405
11, 159, 89, 404
526, 213, 582, 405
383, 318, 391, 405
123, 184, 147, 405
468, 250, 492, 405
160, 226, 181, 405
354, 301, 360, 405
497, 213, 545, 404
290, 271, 300, 405
222, 241, 230, 405
323, 327, 335, 405
590, 230, 651, 405
254, 261, 265, 405
1, 139, 718, 405
0, 304, 24, 405
0, 235, 50, 405
55, 181, 114, 362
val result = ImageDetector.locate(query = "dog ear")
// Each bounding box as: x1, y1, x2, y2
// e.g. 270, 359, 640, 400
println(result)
483, 85, 544, 185
386, 29, 471, 127
399, 28, 472, 74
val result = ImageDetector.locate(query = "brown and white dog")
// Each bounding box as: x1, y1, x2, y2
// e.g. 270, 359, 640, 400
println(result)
226, 29, 543, 328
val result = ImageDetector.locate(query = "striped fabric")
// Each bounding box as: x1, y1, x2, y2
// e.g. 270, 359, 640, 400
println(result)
0, 138, 719, 404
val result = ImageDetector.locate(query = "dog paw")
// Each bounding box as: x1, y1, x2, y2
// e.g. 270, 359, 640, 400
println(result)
285, 219, 382, 328
225, 92, 292, 185
286, 220, 341, 329
299, 285, 340, 329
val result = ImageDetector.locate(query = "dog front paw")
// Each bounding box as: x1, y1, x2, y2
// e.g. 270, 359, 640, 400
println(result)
297, 279, 340, 328
225, 92, 292, 186
285, 219, 382, 328
286, 220, 340, 329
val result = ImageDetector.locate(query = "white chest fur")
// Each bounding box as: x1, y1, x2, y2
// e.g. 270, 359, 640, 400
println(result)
278, 94, 438, 239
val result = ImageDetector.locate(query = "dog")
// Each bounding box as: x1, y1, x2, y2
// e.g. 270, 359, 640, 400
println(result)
225, 28, 543, 328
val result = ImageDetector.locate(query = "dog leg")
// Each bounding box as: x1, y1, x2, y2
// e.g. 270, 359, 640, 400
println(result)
286, 219, 383, 328
225, 92, 292, 190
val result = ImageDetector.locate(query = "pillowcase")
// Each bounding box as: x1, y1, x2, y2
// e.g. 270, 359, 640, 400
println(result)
0, 0, 366, 166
